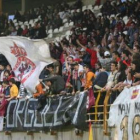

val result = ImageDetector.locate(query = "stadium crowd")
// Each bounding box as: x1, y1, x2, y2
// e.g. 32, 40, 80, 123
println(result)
0, 0, 140, 114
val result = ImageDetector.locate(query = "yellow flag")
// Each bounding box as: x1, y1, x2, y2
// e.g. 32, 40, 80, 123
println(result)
89, 122, 93, 140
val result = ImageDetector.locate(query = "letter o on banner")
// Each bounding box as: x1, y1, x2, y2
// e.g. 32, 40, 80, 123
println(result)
132, 115, 140, 140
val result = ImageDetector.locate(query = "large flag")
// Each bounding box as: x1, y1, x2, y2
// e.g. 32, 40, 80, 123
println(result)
87, 88, 95, 110
89, 122, 93, 140
108, 86, 140, 140
0, 36, 54, 92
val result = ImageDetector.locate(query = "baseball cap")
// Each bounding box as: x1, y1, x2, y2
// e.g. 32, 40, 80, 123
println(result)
80, 48, 85, 52
104, 51, 110, 57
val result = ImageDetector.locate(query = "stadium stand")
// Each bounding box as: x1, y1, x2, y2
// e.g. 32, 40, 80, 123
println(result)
0, 0, 140, 139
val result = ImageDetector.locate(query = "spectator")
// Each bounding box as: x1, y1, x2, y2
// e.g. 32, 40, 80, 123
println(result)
95, 62, 102, 76
6, 78, 18, 101
22, 25, 29, 36
127, 22, 138, 48
93, 66, 108, 90
17, 25, 23, 36
47, 64, 55, 77
77, 40, 97, 72
44, 75, 65, 94
97, 50, 112, 72
33, 81, 46, 98
112, 51, 121, 62
101, 61, 119, 91
129, 60, 140, 87
3, 70, 14, 82
80, 48, 91, 66
121, 50, 131, 66
0, 64, 5, 82
2, 81, 10, 98
83, 64, 95, 90
72, 62, 84, 92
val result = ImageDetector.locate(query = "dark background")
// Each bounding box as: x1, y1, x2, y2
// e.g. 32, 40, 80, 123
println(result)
2, 0, 75, 14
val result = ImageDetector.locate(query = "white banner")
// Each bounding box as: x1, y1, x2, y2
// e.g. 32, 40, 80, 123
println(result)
0, 116, 4, 131
108, 85, 140, 140
0, 36, 54, 92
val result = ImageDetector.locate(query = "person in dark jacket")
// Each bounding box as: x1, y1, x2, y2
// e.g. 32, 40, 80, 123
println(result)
36, 75, 65, 110
44, 75, 65, 94
93, 66, 108, 90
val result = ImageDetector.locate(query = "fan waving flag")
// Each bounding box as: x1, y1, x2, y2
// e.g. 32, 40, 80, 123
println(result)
0, 36, 54, 93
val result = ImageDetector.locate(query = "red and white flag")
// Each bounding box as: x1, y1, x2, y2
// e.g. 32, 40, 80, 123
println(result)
0, 36, 54, 92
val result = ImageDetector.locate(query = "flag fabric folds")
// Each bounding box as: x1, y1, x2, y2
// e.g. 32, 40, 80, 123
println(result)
87, 88, 95, 110
0, 36, 54, 93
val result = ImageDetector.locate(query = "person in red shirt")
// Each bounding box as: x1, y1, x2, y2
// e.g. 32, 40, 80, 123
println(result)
121, 50, 131, 66
112, 51, 121, 63
3, 70, 14, 82
77, 40, 97, 72
22, 25, 28, 36
78, 32, 88, 46
125, 17, 133, 29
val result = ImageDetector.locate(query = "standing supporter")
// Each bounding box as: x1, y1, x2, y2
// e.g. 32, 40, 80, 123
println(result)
72, 62, 84, 92
83, 65, 95, 90
10, 27, 17, 36
6, 78, 18, 101
62, 56, 73, 82
97, 50, 112, 72
0, 83, 4, 98
112, 51, 121, 62
95, 62, 102, 76
128, 60, 140, 87
127, 22, 138, 48
6, 64, 15, 77
80, 48, 91, 66
39, 66, 49, 80
17, 25, 23, 36
47, 64, 55, 77
110, 61, 128, 103
77, 40, 97, 72
93, 66, 108, 90
78, 32, 88, 46
3, 70, 14, 82
125, 44, 140, 54
2, 81, 10, 98
117, 61, 128, 84
0, 64, 5, 82
101, 61, 119, 91
53, 60, 61, 75
44, 75, 65, 95
0, 82, 9, 116
22, 25, 29, 36
33, 82, 45, 98
125, 16, 133, 29
121, 50, 131, 66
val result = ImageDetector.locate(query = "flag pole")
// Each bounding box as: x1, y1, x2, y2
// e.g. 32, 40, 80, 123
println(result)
88, 114, 93, 140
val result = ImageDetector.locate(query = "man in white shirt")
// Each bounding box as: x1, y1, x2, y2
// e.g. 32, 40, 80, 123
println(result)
102, 61, 119, 91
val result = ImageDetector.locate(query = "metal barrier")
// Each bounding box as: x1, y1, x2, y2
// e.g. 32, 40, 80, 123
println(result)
87, 90, 112, 136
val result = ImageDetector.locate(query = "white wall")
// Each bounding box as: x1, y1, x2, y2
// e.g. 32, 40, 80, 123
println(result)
0, 127, 115, 140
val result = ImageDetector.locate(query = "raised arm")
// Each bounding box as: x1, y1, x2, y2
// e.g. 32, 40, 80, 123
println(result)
76, 40, 86, 50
